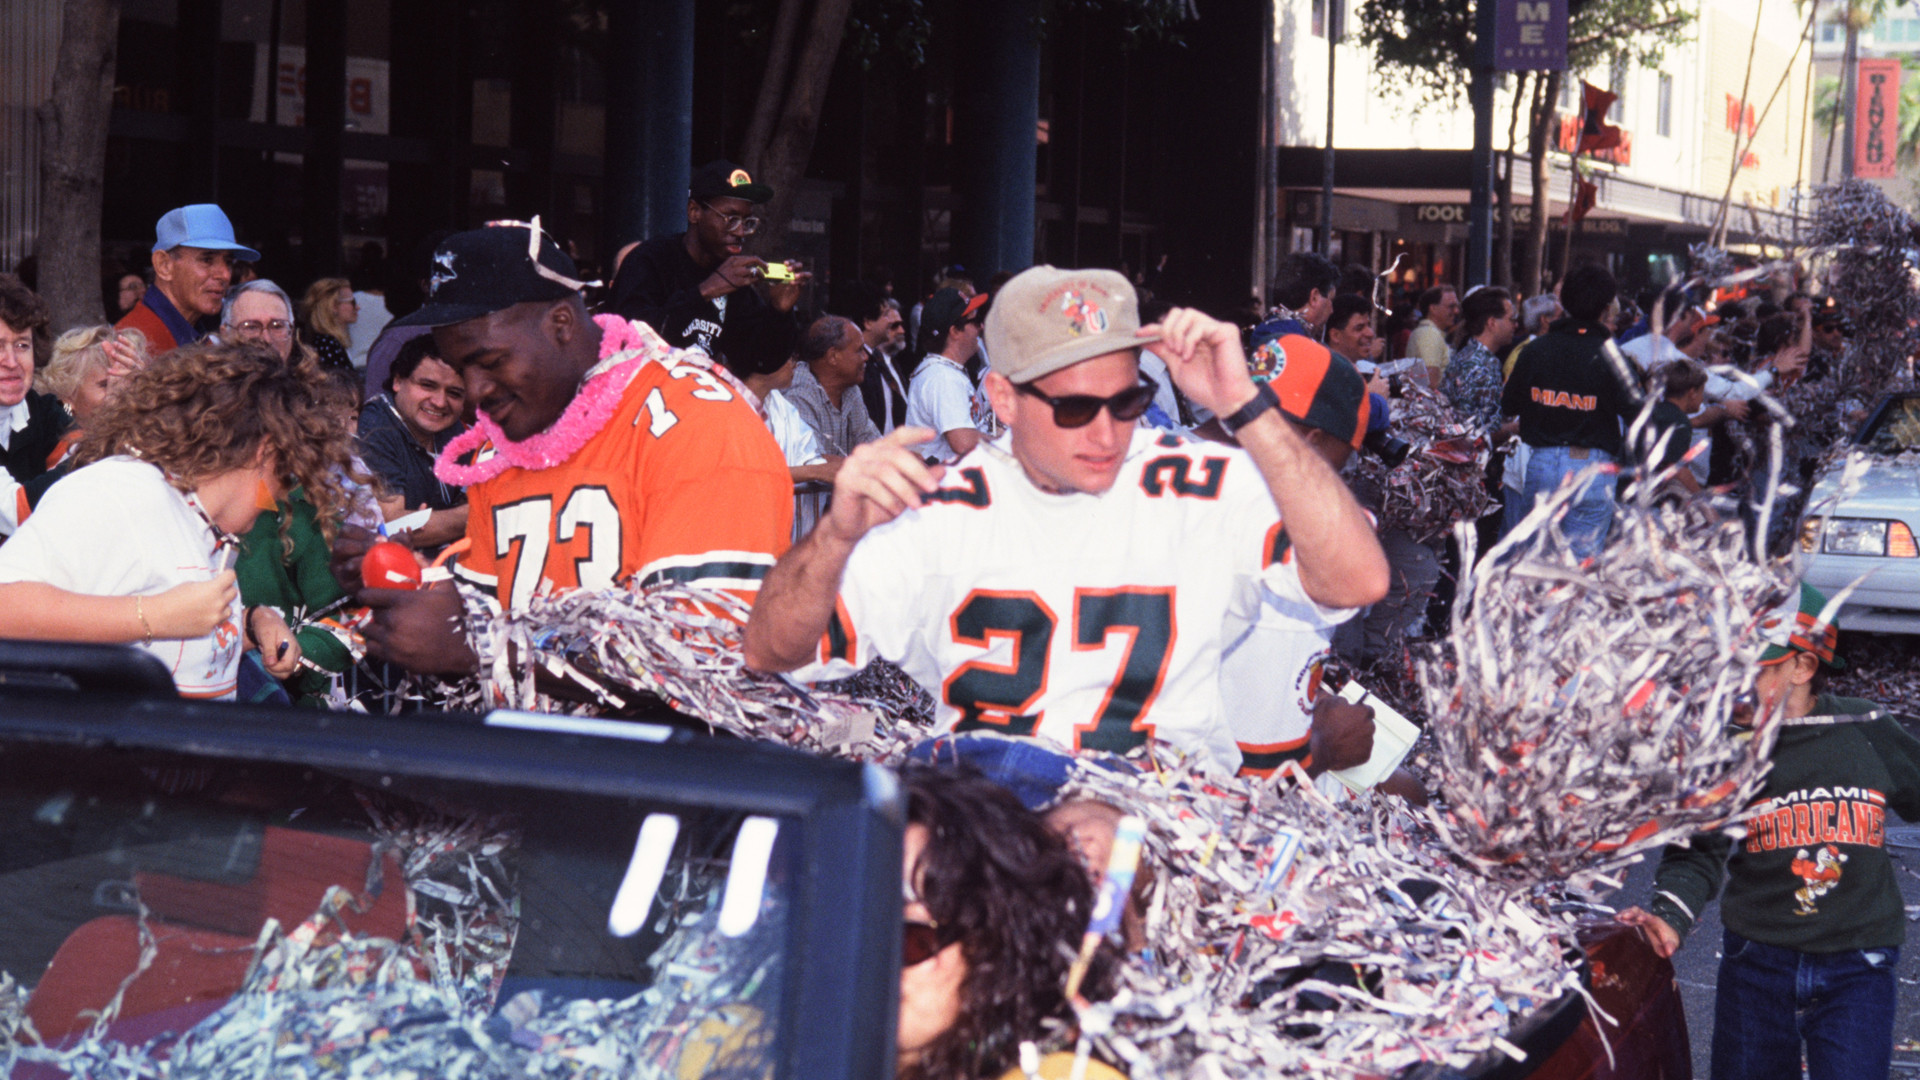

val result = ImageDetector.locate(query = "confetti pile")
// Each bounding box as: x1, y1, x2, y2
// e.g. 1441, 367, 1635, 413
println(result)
0, 805, 782, 1080
1055, 749, 1590, 1079
1810, 180, 1920, 401
1416, 464, 1791, 893
1353, 383, 1494, 545
448, 583, 935, 759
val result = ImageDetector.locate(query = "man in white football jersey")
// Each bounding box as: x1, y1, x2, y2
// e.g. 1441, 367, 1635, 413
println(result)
743, 265, 1389, 775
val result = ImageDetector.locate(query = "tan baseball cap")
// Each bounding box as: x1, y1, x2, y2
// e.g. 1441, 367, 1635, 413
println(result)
984, 266, 1161, 384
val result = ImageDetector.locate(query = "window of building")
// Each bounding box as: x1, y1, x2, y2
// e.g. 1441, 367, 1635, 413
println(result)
1657, 73, 1672, 137
1311, 0, 1326, 38
1608, 58, 1626, 122
1820, 22, 1839, 44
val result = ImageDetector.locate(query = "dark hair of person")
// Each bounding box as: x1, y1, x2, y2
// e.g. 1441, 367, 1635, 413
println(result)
1752, 300, 1782, 321
898, 765, 1106, 1080
715, 312, 798, 380
320, 364, 365, 414
829, 280, 889, 327
798, 315, 857, 365
75, 340, 363, 545
387, 333, 443, 392
0, 273, 50, 336
1337, 263, 1375, 298
1753, 312, 1798, 361
1459, 287, 1513, 340
1138, 297, 1172, 326
1418, 284, 1455, 318
1328, 293, 1372, 336
1559, 264, 1618, 322
1657, 358, 1708, 398
1272, 252, 1339, 311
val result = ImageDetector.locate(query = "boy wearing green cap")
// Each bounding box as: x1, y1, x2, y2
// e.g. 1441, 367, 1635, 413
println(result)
1618, 582, 1920, 1080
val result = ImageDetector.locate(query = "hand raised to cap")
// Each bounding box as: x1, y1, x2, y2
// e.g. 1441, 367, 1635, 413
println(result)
1140, 308, 1258, 418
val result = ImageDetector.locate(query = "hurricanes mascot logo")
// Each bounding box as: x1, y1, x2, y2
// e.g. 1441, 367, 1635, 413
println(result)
1790, 844, 1847, 915
1060, 290, 1109, 336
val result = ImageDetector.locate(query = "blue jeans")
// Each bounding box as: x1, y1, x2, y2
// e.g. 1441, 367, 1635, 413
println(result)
1519, 444, 1616, 558
1710, 928, 1898, 1080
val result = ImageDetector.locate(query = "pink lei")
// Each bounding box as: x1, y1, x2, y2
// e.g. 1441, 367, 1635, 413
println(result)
434, 316, 672, 486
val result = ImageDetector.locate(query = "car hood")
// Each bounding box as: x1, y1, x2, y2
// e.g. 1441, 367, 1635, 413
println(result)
1807, 453, 1920, 518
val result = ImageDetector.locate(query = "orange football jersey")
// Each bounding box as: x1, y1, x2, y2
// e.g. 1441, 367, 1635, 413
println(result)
452, 355, 792, 608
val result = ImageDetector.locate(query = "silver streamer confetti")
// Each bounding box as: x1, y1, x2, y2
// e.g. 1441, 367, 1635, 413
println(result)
1053, 749, 1592, 1079
1353, 383, 1494, 545
1417, 465, 1790, 893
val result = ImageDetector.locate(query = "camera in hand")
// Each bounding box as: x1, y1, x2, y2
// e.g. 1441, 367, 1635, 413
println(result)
761, 262, 795, 282
1364, 428, 1412, 469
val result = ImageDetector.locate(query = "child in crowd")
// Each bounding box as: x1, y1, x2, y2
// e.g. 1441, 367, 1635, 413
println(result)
1622, 359, 1706, 499
1619, 583, 1920, 1080
0, 341, 361, 700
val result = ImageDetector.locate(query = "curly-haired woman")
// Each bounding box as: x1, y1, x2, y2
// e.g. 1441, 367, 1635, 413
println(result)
896, 766, 1109, 1080
298, 276, 357, 373
0, 341, 360, 699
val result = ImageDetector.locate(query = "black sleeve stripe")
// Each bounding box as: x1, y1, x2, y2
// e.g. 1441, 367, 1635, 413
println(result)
637, 560, 775, 588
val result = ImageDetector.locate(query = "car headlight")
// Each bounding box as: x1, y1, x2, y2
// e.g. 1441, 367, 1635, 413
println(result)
1820, 518, 1920, 557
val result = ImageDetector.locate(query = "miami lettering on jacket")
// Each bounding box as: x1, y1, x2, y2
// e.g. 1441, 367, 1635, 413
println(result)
1529, 386, 1598, 411
1744, 786, 1887, 854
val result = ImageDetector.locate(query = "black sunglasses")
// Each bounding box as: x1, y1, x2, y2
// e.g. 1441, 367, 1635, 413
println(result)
1014, 375, 1159, 429
903, 920, 958, 967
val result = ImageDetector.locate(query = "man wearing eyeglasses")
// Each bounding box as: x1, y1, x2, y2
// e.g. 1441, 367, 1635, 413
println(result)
604, 160, 807, 355
118, 204, 260, 356
744, 266, 1388, 775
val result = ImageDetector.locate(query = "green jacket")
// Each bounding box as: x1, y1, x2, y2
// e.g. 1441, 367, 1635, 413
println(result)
1649, 696, 1920, 953
236, 492, 353, 705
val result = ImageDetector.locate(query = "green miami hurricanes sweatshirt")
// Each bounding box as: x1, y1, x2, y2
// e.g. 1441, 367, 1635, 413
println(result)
1649, 696, 1920, 953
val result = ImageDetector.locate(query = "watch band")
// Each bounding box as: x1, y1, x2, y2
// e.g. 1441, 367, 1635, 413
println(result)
1220, 382, 1279, 436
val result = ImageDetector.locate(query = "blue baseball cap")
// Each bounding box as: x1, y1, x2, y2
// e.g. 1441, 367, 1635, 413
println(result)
153, 204, 261, 261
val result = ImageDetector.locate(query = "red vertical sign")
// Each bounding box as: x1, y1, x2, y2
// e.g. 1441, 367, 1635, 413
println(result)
1856, 58, 1902, 179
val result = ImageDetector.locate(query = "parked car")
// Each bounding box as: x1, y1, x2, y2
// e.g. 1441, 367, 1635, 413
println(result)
1800, 390, 1920, 634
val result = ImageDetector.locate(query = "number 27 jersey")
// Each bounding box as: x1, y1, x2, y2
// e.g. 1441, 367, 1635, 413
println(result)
792, 427, 1350, 773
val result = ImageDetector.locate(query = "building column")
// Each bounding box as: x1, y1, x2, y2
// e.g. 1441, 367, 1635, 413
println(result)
605, 0, 695, 256
952, 0, 1040, 278
301, 0, 346, 280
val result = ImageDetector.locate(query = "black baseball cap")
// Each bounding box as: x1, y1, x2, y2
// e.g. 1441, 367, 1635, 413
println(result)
390, 218, 587, 330
689, 160, 774, 204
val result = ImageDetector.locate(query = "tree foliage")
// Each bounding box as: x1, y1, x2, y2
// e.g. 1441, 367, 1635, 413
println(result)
1354, 0, 1695, 106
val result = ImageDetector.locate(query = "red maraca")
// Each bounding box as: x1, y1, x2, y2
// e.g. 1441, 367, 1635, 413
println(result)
361, 540, 423, 590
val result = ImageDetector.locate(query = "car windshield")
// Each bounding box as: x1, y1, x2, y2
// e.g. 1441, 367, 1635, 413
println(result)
1860, 394, 1920, 453
0, 739, 791, 1079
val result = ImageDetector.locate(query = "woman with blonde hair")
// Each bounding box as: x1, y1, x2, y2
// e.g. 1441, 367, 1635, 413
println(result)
298, 276, 357, 372
37, 324, 149, 431
0, 340, 361, 700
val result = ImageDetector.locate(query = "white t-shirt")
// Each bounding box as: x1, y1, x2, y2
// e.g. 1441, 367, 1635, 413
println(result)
1619, 333, 1686, 374
904, 355, 977, 460
764, 389, 827, 467
791, 427, 1354, 774
0, 457, 245, 699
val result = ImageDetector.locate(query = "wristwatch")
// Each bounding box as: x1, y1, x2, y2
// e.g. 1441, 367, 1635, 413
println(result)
1219, 383, 1280, 436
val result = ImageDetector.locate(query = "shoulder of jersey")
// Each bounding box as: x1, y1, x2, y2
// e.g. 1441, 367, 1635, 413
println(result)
1125, 430, 1247, 503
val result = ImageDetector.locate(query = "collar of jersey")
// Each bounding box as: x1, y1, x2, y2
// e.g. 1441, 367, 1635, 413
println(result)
433, 316, 673, 485
974, 426, 1162, 499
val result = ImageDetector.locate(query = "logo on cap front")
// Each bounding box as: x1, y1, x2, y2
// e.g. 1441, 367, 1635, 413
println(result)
728, 169, 754, 188
1059, 289, 1109, 336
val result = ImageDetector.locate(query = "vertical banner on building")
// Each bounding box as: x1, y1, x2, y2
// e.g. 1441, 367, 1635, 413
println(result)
1494, 0, 1568, 71
1856, 58, 1902, 179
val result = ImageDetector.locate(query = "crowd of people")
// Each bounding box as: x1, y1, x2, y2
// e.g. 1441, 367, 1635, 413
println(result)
0, 154, 1913, 1079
